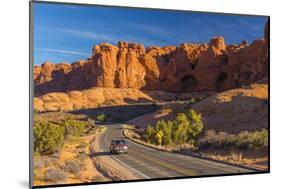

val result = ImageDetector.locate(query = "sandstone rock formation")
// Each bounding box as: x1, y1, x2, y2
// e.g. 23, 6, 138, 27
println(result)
34, 88, 155, 112
34, 22, 269, 96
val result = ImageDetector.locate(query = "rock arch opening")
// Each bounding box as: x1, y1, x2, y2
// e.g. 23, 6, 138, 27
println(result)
181, 75, 197, 91
162, 54, 170, 63
237, 71, 253, 85
216, 72, 228, 91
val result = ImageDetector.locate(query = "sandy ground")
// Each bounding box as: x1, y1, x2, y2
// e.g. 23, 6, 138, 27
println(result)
201, 148, 268, 171
34, 127, 137, 187
33, 134, 106, 186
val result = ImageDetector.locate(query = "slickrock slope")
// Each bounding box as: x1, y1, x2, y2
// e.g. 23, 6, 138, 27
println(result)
193, 81, 268, 134
34, 22, 269, 96
34, 88, 154, 112
128, 80, 268, 134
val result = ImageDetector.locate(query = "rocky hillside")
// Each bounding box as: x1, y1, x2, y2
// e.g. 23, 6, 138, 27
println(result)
193, 81, 268, 134
34, 22, 269, 96
128, 80, 268, 134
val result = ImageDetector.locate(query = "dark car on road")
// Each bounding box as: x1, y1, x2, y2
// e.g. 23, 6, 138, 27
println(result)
110, 139, 128, 154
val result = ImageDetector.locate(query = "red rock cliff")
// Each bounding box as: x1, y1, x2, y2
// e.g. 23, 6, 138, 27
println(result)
34, 22, 269, 96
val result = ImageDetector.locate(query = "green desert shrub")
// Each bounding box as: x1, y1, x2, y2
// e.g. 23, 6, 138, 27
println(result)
198, 129, 268, 151
186, 109, 204, 142
236, 129, 268, 150
161, 121, 173, 146
62, 119, 86, 137
44, 168, 67, 183
143, 125, 157, 144
34, 122, 65, 154
172, 113, 189, 145
96, 114, 106, 122
143, 109, 204, 146
197, 130, 229, 149
63, 160, 81, 174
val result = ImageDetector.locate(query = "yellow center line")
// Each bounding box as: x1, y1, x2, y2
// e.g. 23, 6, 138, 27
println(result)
128, 148, 198, 176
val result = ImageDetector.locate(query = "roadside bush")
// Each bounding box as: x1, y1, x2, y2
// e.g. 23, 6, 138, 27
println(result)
236, 129, 268, 150
62, 119, 86, 137
172, 113, 189, 145
44, 168, 67, 183
197, 129, 268, 151
161, 121, 173, 146
143, 125, 157, 144
186, 109, 204, 144
154, 120, 171, 145
34, 122, 65, 154
143, 109, 204, 146
197, 130, 229, 149
63, 160, 81, 174
34, 157, 56, 170
96, 114, 106, 122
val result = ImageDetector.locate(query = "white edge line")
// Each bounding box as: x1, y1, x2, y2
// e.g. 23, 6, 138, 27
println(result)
97, 132, 150, 179
121, 124, 252, 174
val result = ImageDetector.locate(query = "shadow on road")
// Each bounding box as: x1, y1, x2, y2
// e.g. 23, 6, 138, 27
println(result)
90, 151, 128, 158
90, 151, 111, 158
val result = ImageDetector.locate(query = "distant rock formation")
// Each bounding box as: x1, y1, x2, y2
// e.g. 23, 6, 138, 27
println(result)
34, 21, 269, 96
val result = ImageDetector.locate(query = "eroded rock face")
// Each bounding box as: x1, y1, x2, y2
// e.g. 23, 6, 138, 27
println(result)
34, 60, 94, 95
34, 23, 268, 95
34, 65, 41, 80
92, 43, 119, 88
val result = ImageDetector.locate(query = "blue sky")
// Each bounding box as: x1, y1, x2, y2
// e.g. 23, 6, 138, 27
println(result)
33, 2, 268, 65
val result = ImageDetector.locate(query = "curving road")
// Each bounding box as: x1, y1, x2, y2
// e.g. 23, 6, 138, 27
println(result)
97, 124, 255, 180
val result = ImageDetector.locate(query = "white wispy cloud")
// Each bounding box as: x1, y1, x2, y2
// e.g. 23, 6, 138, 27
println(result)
130, 23, 172, 37
58, 28, 118, 42
36, 48, 89, 56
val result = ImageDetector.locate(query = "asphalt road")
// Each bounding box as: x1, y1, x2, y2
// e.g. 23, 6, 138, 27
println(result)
98, 124, 255, 180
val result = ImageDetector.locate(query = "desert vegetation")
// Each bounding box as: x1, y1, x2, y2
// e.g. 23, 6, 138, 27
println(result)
34, 122, 65, 154
33, 134, 105, 186
140, 109, 268, 152
33, 112, 109, 186
44, 168, 68, 183
34, 119, 89, 154
131, 104, 268, 170
143, 109, 204, 146
197, 129, 268, 151
63, 119, 87, 137
96, 114, 106, 123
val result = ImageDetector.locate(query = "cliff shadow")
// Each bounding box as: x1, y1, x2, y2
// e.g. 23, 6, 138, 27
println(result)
34, 63, 93, 97
123, 97, 155, 104
71, 103, 162, 123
